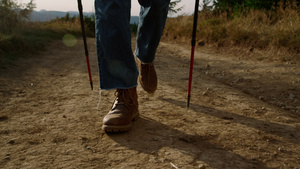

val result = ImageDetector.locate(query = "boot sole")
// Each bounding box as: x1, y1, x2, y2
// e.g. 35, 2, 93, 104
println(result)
102, 113, 139, 133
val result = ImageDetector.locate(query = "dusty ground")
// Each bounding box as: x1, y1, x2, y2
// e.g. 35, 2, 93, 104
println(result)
0, 37, 299, 169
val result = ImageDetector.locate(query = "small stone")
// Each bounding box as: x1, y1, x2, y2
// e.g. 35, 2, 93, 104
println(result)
4, 154, 11, 161
289, 94, 295, 100
152, 137, 158, 141
8, 139, 15, 145
160, 158, 166, 163
198, 164, 206, 169
0, 116, 9, 122
198, 41, 205, 46
149, 157, 158, 163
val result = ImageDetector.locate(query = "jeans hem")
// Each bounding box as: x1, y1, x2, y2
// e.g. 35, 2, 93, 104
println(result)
100, 84, 138, 91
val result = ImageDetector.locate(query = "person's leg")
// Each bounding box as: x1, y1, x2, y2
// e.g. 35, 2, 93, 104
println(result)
95, 0, 139, 132
135, 0, 170, 94
95, 0, 138, 90
136, 0, 170, 64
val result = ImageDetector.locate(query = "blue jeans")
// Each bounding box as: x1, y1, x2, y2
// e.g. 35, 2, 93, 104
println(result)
95, 0, 170, 90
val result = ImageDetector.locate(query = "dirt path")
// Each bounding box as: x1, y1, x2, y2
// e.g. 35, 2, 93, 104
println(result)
0, 37, 299, 169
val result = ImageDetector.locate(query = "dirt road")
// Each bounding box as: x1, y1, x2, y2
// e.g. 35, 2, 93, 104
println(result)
0, 37, 299, 169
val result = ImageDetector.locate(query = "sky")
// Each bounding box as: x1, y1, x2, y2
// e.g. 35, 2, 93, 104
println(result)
20, 0, 197, 16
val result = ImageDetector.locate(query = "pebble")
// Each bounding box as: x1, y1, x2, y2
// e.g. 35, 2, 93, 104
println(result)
160, 158, 166, 163
152, 137, 158, 141
198, 164, 206, 169
259, 96, 265, 101
0, 116, 9, 122
254, 110, 260, 114
149, 157, 158, 163
5, 154, 11, 161
289, 94, 295, 100
8, 139, 15, 145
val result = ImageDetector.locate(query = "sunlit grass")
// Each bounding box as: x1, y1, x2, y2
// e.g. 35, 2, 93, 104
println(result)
163, 4, 300, 56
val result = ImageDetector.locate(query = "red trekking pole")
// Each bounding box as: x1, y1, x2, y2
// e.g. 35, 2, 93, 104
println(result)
77, 0, 93, 90
187, 0, 200, 107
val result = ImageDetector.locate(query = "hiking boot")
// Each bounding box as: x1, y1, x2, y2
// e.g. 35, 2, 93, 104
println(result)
136, 58, 157, 94
102, 87, 139, 132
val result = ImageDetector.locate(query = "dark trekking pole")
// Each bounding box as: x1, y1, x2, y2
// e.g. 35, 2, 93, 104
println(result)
77, 0, 93, 90
187, 0, 200, 108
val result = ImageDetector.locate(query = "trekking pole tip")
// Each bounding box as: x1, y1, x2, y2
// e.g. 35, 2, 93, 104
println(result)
187, 95, 191, 108
90, 82, 93, 90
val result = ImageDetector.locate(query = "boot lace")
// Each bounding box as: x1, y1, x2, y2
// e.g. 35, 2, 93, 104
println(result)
114, 89, 135, 107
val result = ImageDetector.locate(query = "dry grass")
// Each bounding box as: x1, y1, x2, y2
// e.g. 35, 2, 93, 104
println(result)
0, 20, 83, 67
163, 4, 300, 59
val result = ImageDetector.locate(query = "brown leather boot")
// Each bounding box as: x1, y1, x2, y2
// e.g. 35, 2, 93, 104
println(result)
102, 87, 139, 132
136, 58, 157, 94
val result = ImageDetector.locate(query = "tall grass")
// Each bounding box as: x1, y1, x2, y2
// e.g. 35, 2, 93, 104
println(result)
163, 3, 300, 57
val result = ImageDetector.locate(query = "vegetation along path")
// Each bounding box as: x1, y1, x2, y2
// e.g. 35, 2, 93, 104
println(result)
0, 37, 299, 168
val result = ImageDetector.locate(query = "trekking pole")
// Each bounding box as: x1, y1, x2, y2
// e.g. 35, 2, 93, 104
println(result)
77, 0, 93, 90
187, 0, 200, 108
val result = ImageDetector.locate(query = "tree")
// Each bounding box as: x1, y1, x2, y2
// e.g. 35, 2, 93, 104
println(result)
212, 0, 244, 11
212, 0, 299, 11
19, 0, 36, 20
0, 0, 36, 33
169, 0, 183, 14
201, 0, 214, 12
